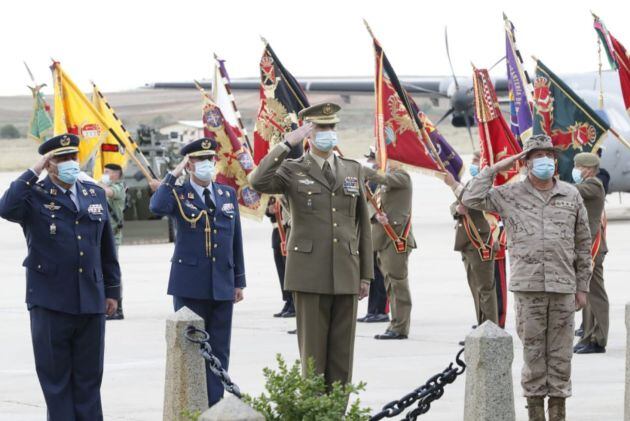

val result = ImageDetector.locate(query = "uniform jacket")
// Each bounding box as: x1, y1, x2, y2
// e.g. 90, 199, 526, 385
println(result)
461, 167, 592, 293
0, 170, 121, 314
575, 177, 607, 254
149, 174, 245, 301
107, 180, 126, 244
249, 145, 374, 295
450, 202, 492, 252
363, 167, 416, 252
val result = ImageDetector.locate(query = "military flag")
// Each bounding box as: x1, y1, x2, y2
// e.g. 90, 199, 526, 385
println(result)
472, 67, 522, 186
27, 84, 53, 142
593, 13, 630, 114
253, 40, 309, 164
504, 14, 533, 142
367, 22, 463, 179
198, 83, 267, 220
51, 61, 155, 180
91, 83, 128, 180
532, 59, 610, 181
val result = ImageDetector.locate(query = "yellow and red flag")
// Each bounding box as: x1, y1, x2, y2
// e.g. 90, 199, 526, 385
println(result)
472, 67, 522, 186
91, 83, 128, 179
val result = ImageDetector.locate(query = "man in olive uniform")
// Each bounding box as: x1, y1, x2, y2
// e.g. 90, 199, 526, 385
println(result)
249, 102, 373, 387
445, 153, 498, 328
99, 163, 126, 320
460, 135, 592, 421
363, 160, 415, 339
572, 152, 608, 354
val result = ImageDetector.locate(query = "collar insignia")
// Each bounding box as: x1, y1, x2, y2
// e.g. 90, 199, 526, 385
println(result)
50, 188, 57, 196
187, 192, 195, 199
89, 188, 96, 196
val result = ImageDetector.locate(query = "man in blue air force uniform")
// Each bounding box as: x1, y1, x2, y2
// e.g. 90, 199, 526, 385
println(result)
149, 137, 246, 406
0, 134, 121, 421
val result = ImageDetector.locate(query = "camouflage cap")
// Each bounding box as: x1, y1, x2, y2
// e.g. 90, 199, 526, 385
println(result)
522, 134, 557, 157
574, 152, 600, 167
298, 102, 341, 125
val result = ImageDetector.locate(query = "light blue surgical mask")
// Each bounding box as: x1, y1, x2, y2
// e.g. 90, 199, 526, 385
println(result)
313, 131, 338, 152
530, 156, 555, 180
572, 168, 583, 184
56, 160, 80, 184
469, 164, 479, 177
100, 173, 111, 185
194, 160, 214, 182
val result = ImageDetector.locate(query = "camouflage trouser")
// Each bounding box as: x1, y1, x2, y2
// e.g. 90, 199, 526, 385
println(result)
514, 291, 575, 398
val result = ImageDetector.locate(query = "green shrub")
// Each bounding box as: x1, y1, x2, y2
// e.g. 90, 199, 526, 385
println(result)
0, 124, 21, 139
244, 354, 371, 421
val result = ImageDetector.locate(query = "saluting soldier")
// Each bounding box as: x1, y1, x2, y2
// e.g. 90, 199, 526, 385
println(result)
249, 102, 373, 388
0, 134, 121, 421
149, 137, 245, 406
363, 158, 416, 339
572, 152, 609, 354
99, 163, 126, 320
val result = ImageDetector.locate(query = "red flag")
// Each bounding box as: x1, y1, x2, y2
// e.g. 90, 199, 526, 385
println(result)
593, 14, 630, 114
472, 67, 523, 186
253, 41, 309, 164
370, 25, 463, 179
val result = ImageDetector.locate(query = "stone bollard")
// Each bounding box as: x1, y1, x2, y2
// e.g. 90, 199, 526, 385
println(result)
463, 320, 515, 421
163, 307, 209, 421
625, 303, 630, 421
200, 395, 265, 421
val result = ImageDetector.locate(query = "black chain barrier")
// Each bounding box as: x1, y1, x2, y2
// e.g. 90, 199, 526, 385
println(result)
184, 325, 242, 399
370, 348, 466, 421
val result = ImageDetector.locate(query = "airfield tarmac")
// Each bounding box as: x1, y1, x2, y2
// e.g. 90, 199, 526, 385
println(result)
0, 169, 629, 421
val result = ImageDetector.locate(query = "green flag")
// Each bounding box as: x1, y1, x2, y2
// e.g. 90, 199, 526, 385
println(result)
532, 59, 609, 182
28, 85, 53, 142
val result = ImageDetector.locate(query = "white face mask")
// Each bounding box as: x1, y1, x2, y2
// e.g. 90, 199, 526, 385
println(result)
194, 160, 215, 182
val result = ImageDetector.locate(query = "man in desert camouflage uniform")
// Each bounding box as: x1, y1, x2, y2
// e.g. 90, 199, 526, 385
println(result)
458, 135, 592, 421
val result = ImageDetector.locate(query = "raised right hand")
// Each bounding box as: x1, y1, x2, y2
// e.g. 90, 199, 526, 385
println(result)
172, 155, 190, 178
284, 122, 313, 147
32, 152, 53, 175
492, 151, 526, 174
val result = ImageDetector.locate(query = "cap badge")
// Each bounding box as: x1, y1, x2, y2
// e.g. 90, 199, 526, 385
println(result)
201, 140, 211, 150
60, 136, 71, 146
322, 104, 333, 115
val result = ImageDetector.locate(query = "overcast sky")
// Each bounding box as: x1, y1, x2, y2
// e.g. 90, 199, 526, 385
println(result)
1, 0, 628, 96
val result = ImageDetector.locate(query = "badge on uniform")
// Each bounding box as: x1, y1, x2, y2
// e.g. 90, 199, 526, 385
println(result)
298, 178, 315, 185
87, 203, 104, 215
185, 201, 198, 211
218, 188, 224, 196
187, 192, 195, 200
82, 188, 88, 196
221, 203, 235, 214
89, 188, 96, 197
43, 202, 61, 211
49, 188, 57, 196
49, 223, 56, 235
343, 176, 359, 194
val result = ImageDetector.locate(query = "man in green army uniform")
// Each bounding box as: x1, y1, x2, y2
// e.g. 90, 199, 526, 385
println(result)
249, 102, 373, 388
99, 163, 126, 320
572, 152, 608, 354
363, 159, 415, 340
445, 152, 498, 335
460, 135, 592, 421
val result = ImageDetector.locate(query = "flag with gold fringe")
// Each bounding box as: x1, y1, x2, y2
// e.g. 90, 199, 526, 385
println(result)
27, 84, 53, 142
473, 67, 523, 186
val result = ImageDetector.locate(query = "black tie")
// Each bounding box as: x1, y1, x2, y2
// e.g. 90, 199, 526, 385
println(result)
322, 161, 336, 188
65, 190, 77, 211
203, 188, 215, 212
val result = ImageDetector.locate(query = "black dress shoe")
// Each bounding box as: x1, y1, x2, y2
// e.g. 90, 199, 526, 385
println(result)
106, 312, 124, 321
573, 343, 586, 353
458, 340, 465, 346
281, 310, 296, 318
287, 329, 297, 335
375, 331, 407, 340
357, 314, 374, 322
575, 327, 584, 337
575, 343, 606, 354
471, 325, 478, 329
366, 313, 390, 323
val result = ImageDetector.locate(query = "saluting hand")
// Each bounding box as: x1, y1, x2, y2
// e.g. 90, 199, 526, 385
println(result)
284, 122, 313, 147
492, 151, 526, 174
32, 152, 54, 175
172, 155, 190, 178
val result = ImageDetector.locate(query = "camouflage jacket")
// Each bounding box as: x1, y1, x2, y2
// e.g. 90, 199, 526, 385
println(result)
461, 167, 592, 293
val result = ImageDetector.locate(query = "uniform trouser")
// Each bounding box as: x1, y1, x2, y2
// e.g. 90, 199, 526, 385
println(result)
579, 252, 609, 347
367, 254, 387, 315
272, 245, 293, 307
173, 296, 233, 407
514, 292, 574, 398
29, 307, 105, 421
376, 245, 412, 335
461, 246, 498, 325
114, 241, 123, 313
293, 292, 358, 387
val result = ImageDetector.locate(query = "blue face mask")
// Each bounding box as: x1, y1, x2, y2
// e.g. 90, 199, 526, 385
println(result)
56, 160, 80, 184
194, 160, 214, 182
530, 156, 555, 180
313, 131, 338, 152
572, 168, 583, 184
469, 164, 479, 177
